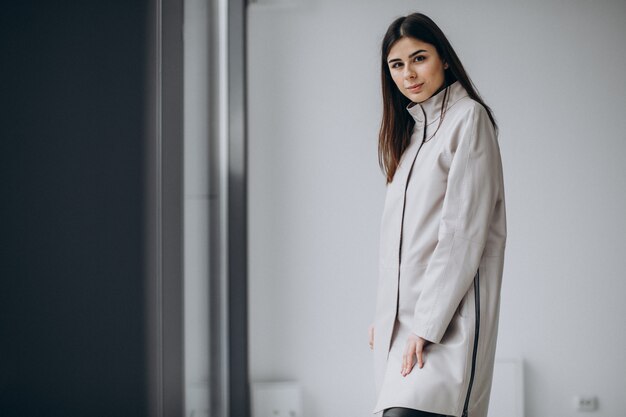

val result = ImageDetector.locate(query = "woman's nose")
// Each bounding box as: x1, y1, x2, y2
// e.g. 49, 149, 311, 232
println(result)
403, 66, 416, 80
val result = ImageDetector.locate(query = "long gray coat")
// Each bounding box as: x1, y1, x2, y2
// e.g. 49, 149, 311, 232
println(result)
373, 81, 507, 417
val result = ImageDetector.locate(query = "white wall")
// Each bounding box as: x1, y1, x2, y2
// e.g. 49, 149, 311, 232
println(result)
248, 1, 626, 416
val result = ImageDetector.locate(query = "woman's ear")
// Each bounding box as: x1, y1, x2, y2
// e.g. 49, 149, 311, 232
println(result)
443, 62, 449, 70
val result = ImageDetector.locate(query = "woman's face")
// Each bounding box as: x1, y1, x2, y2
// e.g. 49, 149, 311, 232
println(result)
387, 37, 448, 103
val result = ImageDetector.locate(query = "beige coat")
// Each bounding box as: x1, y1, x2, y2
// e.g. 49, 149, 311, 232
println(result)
373, 81, 507, 417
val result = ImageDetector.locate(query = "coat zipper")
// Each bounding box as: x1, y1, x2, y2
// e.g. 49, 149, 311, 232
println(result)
393, 135, 426, 324
462, 269, 480, 417
397, 135, 426, 266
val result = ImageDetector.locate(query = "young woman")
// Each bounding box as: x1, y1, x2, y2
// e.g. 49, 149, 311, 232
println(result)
368, 13, 507, 417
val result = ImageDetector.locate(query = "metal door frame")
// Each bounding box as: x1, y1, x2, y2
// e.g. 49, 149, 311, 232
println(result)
144, 0, 249, 416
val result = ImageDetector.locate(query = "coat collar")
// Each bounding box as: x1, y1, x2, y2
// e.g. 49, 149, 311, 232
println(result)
406, 81, 469, 126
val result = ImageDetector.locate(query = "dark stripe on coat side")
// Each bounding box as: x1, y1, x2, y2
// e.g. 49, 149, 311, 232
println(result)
462, 269, 480, 417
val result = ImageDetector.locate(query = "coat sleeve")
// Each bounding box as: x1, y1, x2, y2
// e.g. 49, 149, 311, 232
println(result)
412, 103, 503, 344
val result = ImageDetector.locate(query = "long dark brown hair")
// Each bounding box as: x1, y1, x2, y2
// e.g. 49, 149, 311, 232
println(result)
379, 13, 498, 183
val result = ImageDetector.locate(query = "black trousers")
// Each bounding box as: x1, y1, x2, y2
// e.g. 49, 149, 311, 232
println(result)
382, 407, 447, 417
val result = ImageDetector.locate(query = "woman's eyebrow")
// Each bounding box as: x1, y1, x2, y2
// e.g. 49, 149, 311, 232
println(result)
409, 49, 427, 58
388, 49, 428, 64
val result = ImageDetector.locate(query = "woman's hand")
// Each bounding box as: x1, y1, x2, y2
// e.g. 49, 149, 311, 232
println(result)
401, 333, 430, 376
368, 324, 375, 350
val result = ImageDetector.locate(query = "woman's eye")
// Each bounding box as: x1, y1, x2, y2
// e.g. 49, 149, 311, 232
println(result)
391, 62, 402, 69
414, 55, 426, 62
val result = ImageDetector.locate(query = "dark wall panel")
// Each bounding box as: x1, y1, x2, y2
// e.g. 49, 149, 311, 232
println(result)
0, 1, 149, 416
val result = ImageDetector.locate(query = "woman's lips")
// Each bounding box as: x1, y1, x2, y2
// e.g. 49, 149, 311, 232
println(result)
407, 83, 424, 92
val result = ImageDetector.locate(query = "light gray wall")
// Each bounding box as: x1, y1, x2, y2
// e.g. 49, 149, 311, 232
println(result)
248, 1, 626, 416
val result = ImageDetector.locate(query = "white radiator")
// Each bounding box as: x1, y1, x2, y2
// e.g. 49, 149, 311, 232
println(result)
488, 358, 525, 417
